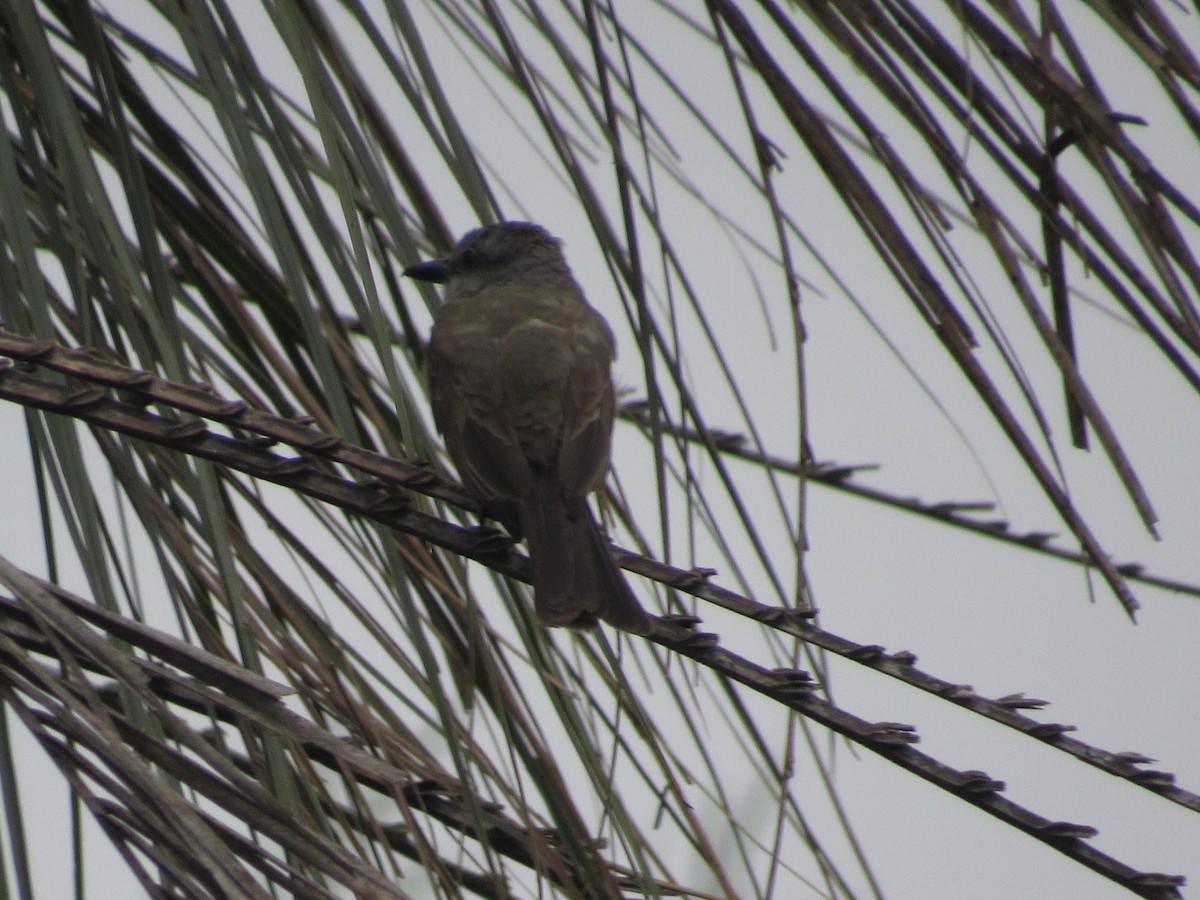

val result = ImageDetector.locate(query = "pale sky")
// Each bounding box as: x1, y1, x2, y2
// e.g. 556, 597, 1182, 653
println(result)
1, 2, 1198, 898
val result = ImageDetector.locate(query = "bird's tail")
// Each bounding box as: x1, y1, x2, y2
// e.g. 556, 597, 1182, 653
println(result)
520, 481, 652, 634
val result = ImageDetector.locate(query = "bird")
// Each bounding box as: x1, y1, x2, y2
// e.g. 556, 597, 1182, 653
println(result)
404, 221, 653, 634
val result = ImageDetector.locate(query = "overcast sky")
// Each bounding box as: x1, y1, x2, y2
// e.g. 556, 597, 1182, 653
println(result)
2, 2, 1198, 898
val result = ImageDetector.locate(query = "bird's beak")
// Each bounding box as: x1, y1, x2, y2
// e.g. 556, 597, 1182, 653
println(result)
403, 259, 451, 284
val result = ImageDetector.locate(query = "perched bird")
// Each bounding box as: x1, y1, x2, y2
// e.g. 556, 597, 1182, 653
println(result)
405, 222, 653, 634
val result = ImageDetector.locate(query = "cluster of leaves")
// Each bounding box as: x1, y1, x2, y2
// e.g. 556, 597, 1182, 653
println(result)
0, 1, 1197, 897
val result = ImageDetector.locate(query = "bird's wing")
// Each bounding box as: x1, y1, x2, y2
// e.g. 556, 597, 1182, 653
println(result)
557, 306, 617, 499
490, 293, 616, 496
428, 309, 533, 514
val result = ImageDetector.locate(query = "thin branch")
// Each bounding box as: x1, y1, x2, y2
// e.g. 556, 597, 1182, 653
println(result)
3, 340, 1198, 824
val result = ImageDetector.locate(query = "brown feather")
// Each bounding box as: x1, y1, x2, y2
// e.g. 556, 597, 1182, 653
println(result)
415, 222, 653, 634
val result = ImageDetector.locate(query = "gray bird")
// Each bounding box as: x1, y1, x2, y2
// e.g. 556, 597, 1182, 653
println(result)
405, 222, 653, 634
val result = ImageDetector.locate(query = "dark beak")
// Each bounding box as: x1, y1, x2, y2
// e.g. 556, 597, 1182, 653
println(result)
402, 259, 451, 284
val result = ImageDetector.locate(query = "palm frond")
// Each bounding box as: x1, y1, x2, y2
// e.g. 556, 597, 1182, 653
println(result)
1, 1, 1198, 897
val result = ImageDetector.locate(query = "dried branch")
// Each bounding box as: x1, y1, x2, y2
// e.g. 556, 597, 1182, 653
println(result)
3, 335, 1197, 827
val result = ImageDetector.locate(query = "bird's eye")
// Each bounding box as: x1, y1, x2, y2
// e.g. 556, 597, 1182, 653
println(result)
458, 242, 512, 271
451, 225, 530, 271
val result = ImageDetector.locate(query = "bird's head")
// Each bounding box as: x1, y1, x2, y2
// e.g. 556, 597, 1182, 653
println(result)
403, 222, 566, 286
